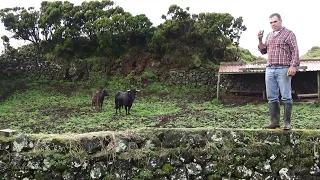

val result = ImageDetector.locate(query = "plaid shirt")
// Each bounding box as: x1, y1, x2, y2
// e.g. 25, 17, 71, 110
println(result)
258, 27, 300, 66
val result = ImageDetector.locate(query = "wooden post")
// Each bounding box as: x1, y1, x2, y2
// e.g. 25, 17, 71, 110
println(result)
318, 71, 320, 102
216, 73, 221, 99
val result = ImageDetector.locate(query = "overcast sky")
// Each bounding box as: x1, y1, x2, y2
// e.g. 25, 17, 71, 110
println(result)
1, 0, 319, 58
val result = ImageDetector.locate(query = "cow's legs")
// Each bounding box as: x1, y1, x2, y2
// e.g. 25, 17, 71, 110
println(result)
127, 105, 132, 115
125, 106, 128, 115
115, 104, 118, 114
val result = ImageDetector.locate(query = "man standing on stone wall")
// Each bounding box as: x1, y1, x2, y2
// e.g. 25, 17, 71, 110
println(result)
257, 13, 300, 130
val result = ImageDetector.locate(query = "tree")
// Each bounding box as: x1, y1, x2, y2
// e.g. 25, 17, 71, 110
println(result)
149, 5, 247, 65
195, 13, 246, 62
1, 35, 12, 53
0, 7, 41, 50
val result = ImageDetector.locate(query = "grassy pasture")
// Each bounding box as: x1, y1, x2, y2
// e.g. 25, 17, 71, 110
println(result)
0, 80, 319, 134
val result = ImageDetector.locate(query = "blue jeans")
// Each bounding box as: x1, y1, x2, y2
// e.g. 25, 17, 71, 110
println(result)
265, 66, 293, 104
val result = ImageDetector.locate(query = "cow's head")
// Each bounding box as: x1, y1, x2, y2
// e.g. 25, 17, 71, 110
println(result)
102, 89, 109, 96
127, 89, 140, 99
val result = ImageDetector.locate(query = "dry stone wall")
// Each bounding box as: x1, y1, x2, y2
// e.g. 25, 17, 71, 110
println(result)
1, 128, 320, 179
168, 69, 318, 96
168, 68, 217, 88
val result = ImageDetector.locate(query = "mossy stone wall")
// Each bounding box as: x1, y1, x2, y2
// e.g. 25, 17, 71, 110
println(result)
1, 128, 320, 179
168, 69, 318, 96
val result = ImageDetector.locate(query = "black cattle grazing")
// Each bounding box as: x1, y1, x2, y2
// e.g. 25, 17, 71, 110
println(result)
92, 89, 109, 110
115, 89, 140, 115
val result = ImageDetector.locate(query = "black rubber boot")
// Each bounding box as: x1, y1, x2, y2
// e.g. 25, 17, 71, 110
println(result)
283, 103, 292, 130
264, 102, 280, 129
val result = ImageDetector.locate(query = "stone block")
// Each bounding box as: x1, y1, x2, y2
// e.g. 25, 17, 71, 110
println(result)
0, 129, 17, 137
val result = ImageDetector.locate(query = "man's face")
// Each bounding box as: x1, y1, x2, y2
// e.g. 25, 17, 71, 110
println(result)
269, 16, 282, 31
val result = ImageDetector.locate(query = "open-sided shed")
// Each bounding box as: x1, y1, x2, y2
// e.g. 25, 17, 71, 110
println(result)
216, 59, 320, 102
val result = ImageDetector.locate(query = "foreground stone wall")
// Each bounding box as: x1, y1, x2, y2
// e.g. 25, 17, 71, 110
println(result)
1, 128, 320, 180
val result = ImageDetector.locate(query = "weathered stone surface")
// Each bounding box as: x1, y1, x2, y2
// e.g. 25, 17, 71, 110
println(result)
90, 162, 108, 179
80, 136, 103, 154
186, 134, 206, 148
47, 138, 69, 152
1, 128, 320, 179
0, 140, 10, 151
34, 171, 63, 180
161, 131, 185, 148
12, 134, 31, 152
168, 69, 217, 90
170, 167, 187, 180
116, 139, 128, 153
146, 155, 166, 170
0, 160, 8, 173
0, 128, 17, 137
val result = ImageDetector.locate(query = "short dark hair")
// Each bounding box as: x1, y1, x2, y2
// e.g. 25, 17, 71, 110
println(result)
269, 13, 282, 21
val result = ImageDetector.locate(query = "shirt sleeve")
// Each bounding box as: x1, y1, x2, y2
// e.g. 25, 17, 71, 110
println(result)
258, 45, 267, 54
287, 32, 300, 66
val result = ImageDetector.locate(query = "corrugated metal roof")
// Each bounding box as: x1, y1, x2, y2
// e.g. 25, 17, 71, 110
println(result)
219, 59, 320, 74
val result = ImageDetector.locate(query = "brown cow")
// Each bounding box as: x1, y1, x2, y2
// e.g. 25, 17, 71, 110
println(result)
92, 89, 109, 110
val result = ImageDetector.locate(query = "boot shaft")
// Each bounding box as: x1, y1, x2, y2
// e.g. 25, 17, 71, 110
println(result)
284, 103, 292, 122
269, 102, 280, 123
264, 102, 280, 129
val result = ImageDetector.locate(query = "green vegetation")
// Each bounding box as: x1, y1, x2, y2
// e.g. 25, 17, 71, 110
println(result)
0, 0, 250, 82
0, 79, 319, 134
300, 46, 320, 59
0, 0, 319, 135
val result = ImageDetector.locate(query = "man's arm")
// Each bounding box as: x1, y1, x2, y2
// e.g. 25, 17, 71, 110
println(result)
258, 40, 267, 54
287, 32, 300, 66
257, 31, 267, 54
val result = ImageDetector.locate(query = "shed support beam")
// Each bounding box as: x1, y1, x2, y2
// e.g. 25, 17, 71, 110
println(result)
216, 73, 221, 99
318, 71, 320, 103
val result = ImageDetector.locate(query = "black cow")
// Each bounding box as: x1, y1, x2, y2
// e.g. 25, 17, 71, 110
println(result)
115, 89, 140, 115
92, 89, 109, 110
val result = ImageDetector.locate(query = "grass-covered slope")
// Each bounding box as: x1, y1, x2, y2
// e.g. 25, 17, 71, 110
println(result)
300, 46, 320, 60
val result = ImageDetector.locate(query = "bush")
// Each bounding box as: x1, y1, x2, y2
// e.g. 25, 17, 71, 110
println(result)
211, 98, 221, 105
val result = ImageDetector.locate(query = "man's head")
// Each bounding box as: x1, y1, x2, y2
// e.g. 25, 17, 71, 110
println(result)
269, 13, 282, 31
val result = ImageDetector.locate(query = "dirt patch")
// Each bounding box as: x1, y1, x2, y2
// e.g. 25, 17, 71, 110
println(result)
39, 105, 90, 120
142, 91, 215, 103
154, 113, 185, 127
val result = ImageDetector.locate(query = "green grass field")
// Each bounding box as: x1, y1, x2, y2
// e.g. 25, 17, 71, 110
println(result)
0, 81, 319, 134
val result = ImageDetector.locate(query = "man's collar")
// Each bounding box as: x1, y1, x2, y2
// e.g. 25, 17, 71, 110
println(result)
274, 27, 285, 32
